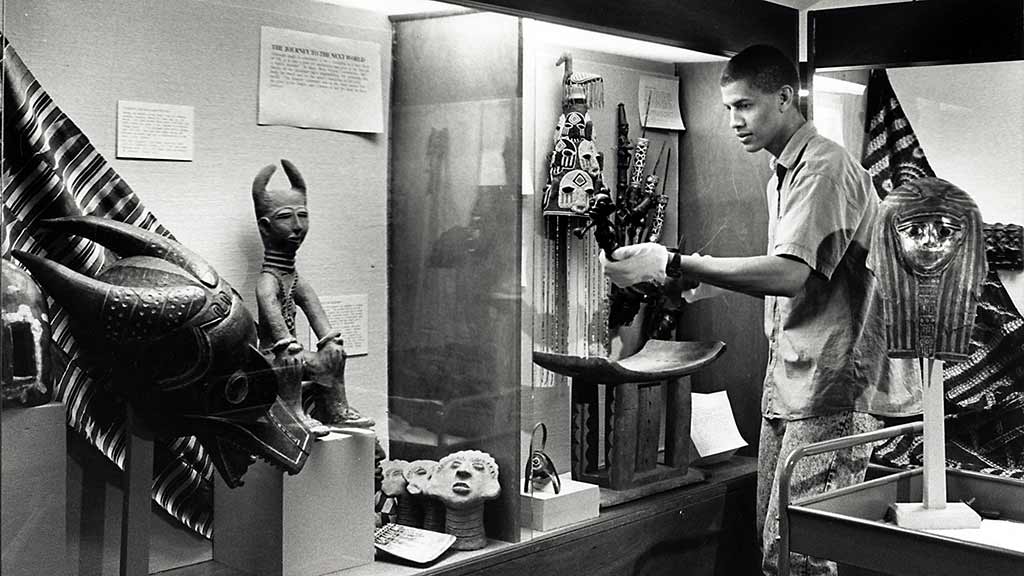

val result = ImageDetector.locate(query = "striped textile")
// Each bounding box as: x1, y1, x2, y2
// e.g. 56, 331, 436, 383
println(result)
861, 69, 934, 199
862, 68, 1024, 479
2, 38, 214, 536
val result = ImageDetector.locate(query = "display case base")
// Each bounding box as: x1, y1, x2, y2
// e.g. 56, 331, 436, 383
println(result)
1, 402, 67, 576
598, 467, 705, 507
520, 473, 599, 532
213, 430, 376, 576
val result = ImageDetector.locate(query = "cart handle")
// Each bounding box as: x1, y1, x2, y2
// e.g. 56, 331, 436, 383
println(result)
778, 421, 923, 576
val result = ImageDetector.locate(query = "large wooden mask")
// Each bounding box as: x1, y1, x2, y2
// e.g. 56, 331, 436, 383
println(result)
870, 177, 987, 360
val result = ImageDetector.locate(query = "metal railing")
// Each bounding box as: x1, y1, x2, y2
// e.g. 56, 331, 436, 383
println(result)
777, 421, 924, 576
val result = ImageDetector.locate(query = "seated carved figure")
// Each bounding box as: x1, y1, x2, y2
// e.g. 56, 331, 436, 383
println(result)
251, 159, 372, 430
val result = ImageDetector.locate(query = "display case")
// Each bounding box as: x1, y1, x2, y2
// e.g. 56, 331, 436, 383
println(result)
0, 0, 804, 575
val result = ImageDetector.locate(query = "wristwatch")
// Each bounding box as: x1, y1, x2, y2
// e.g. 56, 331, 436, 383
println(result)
665, 249, 683, 278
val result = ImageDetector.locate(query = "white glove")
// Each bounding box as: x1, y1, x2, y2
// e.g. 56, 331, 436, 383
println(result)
679, 252, 727, 302
599, 243, 669, 287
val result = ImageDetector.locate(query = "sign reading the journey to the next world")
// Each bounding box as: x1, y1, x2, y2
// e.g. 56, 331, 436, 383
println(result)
258, 26, 383, 133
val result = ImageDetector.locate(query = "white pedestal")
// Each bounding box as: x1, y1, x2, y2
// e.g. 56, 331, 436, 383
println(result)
214, 430, 376, 576
892, 501, 982, 530
1, 402, 67, 576
520, 473, 599, 532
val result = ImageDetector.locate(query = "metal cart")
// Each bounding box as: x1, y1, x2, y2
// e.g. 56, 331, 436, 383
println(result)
779, 422, 1024, 576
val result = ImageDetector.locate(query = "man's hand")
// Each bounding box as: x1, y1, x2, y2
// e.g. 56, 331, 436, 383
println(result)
599, 242, 670, 287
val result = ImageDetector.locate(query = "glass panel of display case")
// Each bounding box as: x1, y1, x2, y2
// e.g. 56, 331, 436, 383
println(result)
388, 10, 525, 546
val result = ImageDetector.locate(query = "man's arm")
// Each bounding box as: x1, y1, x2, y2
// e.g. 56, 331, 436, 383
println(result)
674, 252, 811, 298
602, 243, 813, 298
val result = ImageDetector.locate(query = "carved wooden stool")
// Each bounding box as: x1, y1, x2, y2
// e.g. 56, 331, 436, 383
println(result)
534, 339, 725, 505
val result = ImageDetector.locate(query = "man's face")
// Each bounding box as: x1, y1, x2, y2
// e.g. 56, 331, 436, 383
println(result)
258, 189, 308, 251
721, 79, 785, 155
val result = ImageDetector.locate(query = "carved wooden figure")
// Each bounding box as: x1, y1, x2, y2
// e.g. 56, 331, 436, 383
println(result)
870, 177, 986, 529
542, 54, 608, 218
252, 159, 373, 430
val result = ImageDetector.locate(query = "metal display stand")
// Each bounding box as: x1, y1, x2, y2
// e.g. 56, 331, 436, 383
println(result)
779, 422, 1024, 576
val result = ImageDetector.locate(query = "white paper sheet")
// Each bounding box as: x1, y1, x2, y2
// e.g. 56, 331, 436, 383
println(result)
259, 26, 383, 133
691, 390, 747, 462
116, 100, 194, 161
312, 294, 369, 356
638, 76, 685, 131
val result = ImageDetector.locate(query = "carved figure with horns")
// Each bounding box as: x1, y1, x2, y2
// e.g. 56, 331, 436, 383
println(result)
251, 159, 373, 430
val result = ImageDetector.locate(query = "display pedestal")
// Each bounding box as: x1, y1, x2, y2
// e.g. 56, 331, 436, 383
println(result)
520, 473, 599, 532
214, 430, 375, 576
1, 402, 67, 576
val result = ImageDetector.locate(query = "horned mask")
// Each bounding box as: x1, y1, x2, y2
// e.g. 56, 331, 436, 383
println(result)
13, 217, 312, 487
869, 177, 987, 361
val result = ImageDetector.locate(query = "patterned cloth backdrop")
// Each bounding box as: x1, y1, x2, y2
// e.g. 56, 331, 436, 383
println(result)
2, 38, 214, 536
862, 69, 1024, 478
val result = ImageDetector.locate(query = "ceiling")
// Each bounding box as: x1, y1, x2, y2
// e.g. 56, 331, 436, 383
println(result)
766, 0, 826, 9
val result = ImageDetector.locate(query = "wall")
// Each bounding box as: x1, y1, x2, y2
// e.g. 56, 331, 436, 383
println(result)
674, 61, 772, 456
5, 0, 391, 572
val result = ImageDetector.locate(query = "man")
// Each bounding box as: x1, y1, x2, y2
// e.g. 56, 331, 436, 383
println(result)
602, 45, 919, 576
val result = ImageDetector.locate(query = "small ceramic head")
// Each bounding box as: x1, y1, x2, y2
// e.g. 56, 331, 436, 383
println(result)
380, 459, 409, 497
251, 159, 309, 253
403, 459, 438, 496
430, 450, 500, 509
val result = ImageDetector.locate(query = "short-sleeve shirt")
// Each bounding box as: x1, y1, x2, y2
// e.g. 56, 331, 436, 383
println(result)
763, 122, 920, 420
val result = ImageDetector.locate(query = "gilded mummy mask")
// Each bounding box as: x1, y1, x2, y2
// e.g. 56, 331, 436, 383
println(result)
869, 178, 987, 360
1, 259, 53, 407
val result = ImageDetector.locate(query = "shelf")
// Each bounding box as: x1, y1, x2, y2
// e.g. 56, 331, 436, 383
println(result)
158, 457, 757, 576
